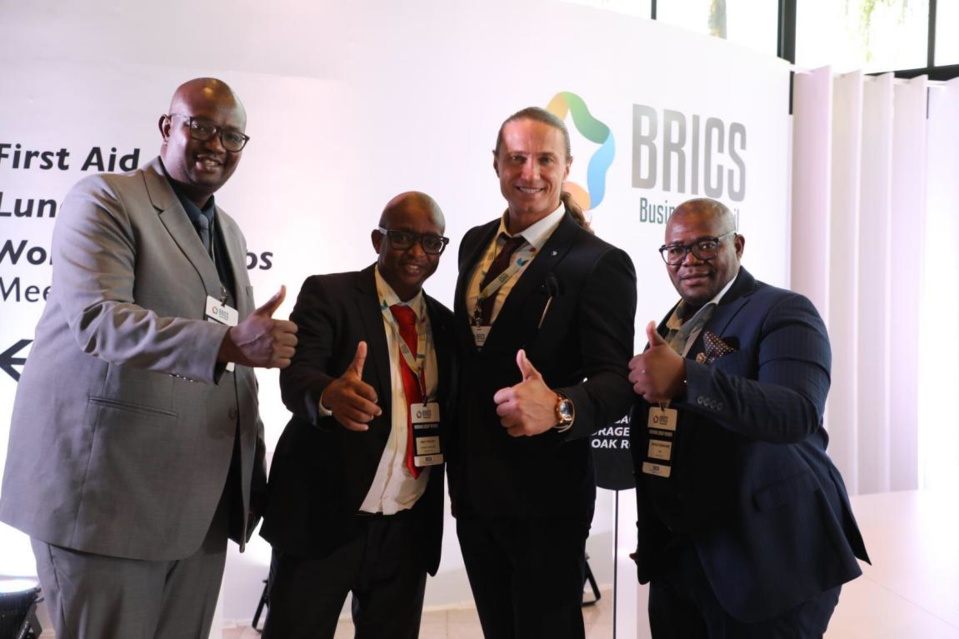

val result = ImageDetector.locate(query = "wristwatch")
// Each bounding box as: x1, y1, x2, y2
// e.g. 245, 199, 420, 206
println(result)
554, 392, 575, 433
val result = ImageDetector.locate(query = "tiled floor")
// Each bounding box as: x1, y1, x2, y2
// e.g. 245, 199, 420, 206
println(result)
222, 588, 614, 639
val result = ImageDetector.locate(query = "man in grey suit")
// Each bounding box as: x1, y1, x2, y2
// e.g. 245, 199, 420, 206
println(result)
0, 77, 298, 639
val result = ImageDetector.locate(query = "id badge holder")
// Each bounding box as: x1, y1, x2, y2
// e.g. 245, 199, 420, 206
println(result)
642, 406, 679, 478
205, 295, 238, 372
471, 326, 490, 349
411, 401, 443, 467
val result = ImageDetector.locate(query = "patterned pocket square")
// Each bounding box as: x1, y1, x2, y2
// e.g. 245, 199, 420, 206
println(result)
695, 331, 738, 364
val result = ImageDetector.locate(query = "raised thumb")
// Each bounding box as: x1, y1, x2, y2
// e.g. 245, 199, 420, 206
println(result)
647, 320, 667, 347
255, 285, 287, 317
516, 349, 541, 381
350, 341, 368, 378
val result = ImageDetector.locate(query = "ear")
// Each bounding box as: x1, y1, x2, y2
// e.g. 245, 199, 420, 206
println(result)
371, 229, 383, 253
158, 114, 171, 141
492, 150, 500, 177
563, 155, 572, 181
734, 234, 745, 258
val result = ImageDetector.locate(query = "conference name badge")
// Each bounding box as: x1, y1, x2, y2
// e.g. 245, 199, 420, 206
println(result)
471, 326, 490, 349
642, 462, 671, 478
642, 406, 678, 478
205, 295, 238, 372
648, 406, 677, 431
411, 401, 443, 467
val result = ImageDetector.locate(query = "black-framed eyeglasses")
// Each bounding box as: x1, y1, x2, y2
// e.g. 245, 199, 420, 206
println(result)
167, 114, 250, 152
659, 230, 736, 265
377, 227, 449, 255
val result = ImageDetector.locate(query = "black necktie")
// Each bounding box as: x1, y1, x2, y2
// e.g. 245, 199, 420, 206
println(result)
478, 234, 527, 324
194, 212, 212, 255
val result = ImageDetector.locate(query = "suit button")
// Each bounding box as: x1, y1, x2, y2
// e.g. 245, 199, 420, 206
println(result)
229, 409, 238, 420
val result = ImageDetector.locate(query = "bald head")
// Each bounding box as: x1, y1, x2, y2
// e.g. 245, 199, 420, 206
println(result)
168, 78, 246, 126
159, 77, 248, 208
379, 191, 445, 232
668, 198, 735, 232
663, 197, 744, 306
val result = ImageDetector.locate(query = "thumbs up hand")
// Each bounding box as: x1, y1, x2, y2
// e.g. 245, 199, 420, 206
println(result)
646, 321, 668, 348
320, 341, 382, 432
627, 321, 686, 403
219, 285, 299, 369
493, 349, 561, 437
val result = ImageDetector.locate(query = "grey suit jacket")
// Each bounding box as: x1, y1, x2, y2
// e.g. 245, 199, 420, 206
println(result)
0, 156, 266, 561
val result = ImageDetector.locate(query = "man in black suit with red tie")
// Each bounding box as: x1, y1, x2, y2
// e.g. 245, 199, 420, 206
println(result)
451, 107, 637, 638
260, 191, 454, 639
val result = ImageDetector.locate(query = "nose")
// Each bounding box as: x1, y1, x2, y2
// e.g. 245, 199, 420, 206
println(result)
202, 131, 226, 153
681, 247, 705, 266
406, 239, 427, 258
520, 158, 538, 180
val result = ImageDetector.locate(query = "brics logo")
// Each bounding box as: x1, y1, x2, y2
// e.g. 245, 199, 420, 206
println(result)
546, 92, 614, 212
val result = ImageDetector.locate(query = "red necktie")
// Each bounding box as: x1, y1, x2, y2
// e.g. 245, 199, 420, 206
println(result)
478, 234, 527, 324
390, 304, 423, 478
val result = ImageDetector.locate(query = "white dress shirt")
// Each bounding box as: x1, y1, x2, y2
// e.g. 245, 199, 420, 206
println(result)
358, 267, 438, 515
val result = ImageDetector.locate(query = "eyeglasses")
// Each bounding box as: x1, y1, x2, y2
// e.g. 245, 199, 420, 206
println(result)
659, 230, 736, 265
377, 227, 449, 255
167, 114, 250, 152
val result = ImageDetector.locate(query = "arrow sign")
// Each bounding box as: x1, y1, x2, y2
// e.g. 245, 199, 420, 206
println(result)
0, 339, 32, 382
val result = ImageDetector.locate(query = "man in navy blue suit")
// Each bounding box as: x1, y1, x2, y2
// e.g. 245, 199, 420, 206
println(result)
628, 197, 869, 638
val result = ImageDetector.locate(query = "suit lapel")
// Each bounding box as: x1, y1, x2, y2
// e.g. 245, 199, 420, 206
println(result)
483, 212, 579, 347
455, 220, 499, 350
355, 266, 392, 426
143, 158, 223, 300
425, 295, 452, 405
688, 268, 757, 355
215, 210, 252, 316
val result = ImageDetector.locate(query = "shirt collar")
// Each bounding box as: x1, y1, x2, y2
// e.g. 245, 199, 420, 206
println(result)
374, 266, 426, 317
496, 203, 565, 250
162, 163, 216, 226
666, 271, 739, 330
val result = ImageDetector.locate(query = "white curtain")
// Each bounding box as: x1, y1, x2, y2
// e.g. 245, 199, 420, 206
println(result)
791, 67, 959, 495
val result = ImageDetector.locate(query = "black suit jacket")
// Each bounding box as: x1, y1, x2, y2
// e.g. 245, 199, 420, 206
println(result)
630, 268, 869, 623
451, 211, 637, 520
261, 265, 454, 575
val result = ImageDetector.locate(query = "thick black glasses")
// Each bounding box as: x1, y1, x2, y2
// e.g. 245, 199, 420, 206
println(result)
167, 114, 250, 152
659, 230, 736, 265
377, 228, 449, 255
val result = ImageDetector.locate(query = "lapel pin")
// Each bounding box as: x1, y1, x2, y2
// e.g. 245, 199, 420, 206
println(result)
551, 250, 558, 257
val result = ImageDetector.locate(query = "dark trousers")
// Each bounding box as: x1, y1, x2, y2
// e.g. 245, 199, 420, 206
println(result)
456, 516, 590, 639
263, 511, 427, 639
648, 542, 842, 639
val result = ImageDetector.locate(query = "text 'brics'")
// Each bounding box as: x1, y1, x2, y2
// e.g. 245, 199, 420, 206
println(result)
631, 105, 746, 202
0, 144, 141, 172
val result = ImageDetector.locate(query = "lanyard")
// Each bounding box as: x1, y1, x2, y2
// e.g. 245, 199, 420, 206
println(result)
471, 242, 538, 326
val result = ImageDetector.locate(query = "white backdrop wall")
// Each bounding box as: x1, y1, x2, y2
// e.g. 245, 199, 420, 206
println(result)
0, 0, 791, 631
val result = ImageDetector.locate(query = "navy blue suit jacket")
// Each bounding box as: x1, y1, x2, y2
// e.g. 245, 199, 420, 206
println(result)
630, 268, 869, 623
261, 265, 454, 575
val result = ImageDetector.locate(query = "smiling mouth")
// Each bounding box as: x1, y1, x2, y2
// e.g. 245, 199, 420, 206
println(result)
681, 272, 711, 284
402, 262, 427, 275
196, 156, 223, 171
516, 186, 543, 195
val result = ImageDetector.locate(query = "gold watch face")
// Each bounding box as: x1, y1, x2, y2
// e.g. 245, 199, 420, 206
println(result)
558, 399, 574, 422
